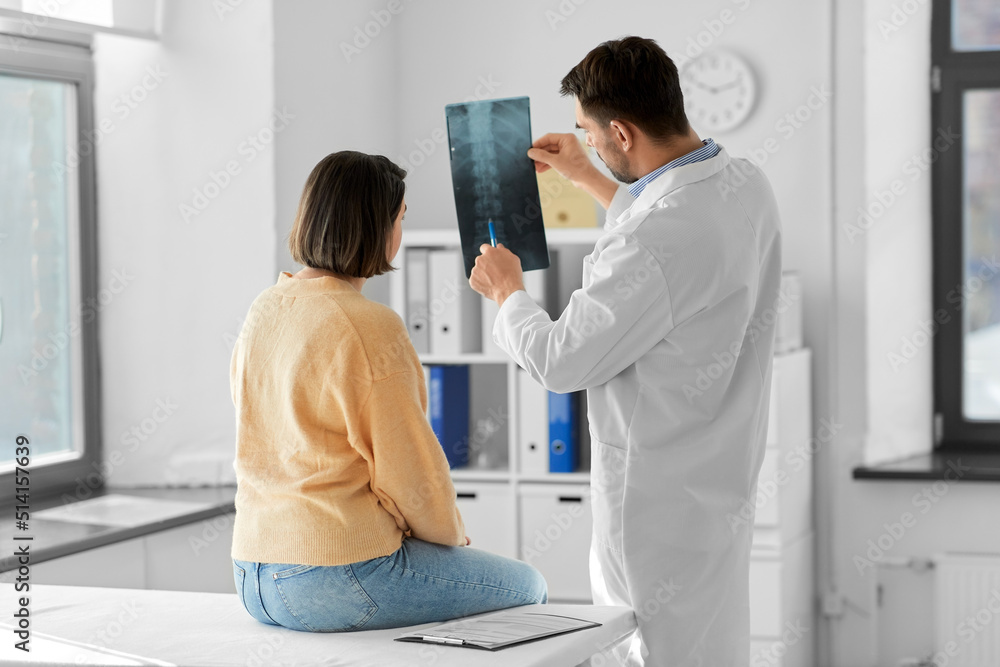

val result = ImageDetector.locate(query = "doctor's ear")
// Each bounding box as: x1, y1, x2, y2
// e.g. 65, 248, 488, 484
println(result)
609, 120, 633, 151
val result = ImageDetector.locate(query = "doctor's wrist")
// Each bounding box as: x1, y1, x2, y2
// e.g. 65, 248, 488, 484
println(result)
495, 284, 524, 308
573, 169, 617, 210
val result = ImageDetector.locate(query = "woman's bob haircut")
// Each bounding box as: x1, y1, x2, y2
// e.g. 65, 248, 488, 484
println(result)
288, 150, 406, 278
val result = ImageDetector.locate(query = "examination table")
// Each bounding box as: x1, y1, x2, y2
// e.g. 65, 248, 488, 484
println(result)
1, 583, 637, 666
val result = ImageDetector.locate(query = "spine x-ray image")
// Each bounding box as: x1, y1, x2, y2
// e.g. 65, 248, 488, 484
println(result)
445, 96, 550, 278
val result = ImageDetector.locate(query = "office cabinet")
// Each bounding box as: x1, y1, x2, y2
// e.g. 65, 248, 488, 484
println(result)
30, 538, 146, 589
518, 483, 592, 601
27, 515, 236, 593
750, 349, 814, 666
454, 481, 516, 559
749, 533, 815, 667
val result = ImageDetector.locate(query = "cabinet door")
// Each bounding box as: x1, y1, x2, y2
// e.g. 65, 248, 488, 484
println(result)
31, 538, 145, 589
759, 350, 812, 543
455, 483, 515, 559
749, 533, 814, 649
766, 371, 780, 447
750, 639, 784, 667
754, 436, 815, 546
754, 447, 781, 528
518, 484, 592, 601
749, 552, 782, 637
145, 515, 236, 593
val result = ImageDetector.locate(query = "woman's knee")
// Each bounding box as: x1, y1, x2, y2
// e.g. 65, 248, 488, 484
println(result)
518, 561, 549, 603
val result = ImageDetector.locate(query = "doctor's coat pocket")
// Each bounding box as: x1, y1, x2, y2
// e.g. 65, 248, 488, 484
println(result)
272, 563, 378, 632
589, 438, 628, 555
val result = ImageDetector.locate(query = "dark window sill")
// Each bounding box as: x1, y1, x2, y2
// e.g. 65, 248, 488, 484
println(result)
0, 485, 236, 571
852, 449, 1000, 482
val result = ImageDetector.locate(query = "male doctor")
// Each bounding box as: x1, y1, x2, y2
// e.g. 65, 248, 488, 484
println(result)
469, 36, 782, 666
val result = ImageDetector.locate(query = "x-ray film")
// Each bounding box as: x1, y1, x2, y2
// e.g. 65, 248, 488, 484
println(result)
445, 96, 549, 278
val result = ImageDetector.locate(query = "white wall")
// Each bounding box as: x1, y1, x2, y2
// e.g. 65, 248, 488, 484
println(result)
272, 0, 398, 288
863, 0, 935, 466
825, 1, 1000, 665
267, 0, 835, 332
91, 0, 275, 487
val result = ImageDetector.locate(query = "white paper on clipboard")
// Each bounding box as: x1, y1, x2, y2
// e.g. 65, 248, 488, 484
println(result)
394, 608, 600, 651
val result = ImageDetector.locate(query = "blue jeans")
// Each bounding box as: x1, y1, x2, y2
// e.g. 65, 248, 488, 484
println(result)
233, 537, 548, 632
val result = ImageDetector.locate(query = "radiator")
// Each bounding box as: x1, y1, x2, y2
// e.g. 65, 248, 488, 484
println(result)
934, 553, 1000, 667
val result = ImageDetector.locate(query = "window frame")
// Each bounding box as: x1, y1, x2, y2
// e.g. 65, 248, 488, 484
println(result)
931, 0, 1000, 450
0, 30, 103, 502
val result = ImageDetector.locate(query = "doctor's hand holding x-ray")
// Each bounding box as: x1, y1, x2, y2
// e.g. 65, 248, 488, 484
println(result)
470, 132, 616, 301
470, 36, 782, 667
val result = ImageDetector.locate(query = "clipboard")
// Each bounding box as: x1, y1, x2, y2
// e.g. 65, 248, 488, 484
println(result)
394, 608, 601, 651
444, 96, 550, 279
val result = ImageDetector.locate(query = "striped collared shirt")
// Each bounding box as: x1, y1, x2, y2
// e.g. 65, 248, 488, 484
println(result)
627, 138, 720, 198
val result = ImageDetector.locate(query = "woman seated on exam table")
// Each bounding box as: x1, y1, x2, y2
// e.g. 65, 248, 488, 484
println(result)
229, 150, 547, 632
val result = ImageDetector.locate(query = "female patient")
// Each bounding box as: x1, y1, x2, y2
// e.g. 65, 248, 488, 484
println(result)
230, 150, 547, 632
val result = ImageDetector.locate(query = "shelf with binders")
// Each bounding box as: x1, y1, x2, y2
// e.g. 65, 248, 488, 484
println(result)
391, 228, 602, 483
510, 371, 592, 482
418, 362, 508, 475
387, 227, 605, 334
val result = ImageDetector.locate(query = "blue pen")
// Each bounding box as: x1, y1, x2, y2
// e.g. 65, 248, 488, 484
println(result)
488, 220, 497, 247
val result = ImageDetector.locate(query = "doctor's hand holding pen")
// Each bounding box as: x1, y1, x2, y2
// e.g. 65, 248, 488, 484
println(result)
469, 242, 524, 307
527, 132, 618, 210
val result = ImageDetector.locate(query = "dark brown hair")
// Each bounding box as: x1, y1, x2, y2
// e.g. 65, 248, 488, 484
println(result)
288, 151, 406, 278
559, 36, 689, 143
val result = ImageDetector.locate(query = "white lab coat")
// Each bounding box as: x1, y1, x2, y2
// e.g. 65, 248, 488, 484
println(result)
494, 146, 782, 667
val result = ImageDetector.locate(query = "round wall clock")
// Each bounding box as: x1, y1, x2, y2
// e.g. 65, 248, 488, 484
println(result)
679, 51, 757, 133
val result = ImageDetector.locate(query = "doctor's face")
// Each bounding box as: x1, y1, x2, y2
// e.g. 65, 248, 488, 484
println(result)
595, 140, 635, 184
575, 100, 638, 184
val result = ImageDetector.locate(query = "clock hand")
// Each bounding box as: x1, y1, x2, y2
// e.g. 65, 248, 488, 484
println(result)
685, 77, 718, 94
714, 76, 744, 92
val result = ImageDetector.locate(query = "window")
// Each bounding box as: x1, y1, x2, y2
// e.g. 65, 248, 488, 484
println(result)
932, 0, 1000, 448
0, 32, 101, 500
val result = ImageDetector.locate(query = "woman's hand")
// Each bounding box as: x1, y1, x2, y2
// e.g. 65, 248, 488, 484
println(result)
465, 536, 471, 546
